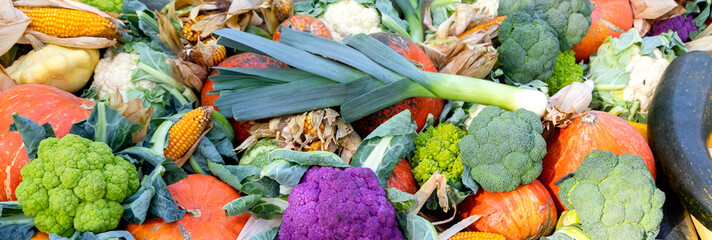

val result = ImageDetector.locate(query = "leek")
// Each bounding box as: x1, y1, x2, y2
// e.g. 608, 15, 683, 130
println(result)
212, 26, 547, 123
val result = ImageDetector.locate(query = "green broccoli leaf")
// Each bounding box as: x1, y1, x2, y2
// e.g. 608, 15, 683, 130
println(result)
48, 230, 135, 240
9, 113, 56, 160
224, 194, 263, 217
223, 194, 288, 219
386, 188, 418, 212
69, 102, 141, 153
245, 226, 280, 240
121, 165, 186, 224
0, 201, 35, 240
351, 110, 418, 187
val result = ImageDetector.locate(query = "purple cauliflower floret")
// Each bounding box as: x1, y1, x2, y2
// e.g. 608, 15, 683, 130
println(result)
649, 14, 697, 41
278, 166, 403, 240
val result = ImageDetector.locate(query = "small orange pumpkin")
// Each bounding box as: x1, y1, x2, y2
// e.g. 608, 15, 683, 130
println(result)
457, 180, 557, 240
571, 0, 634, 61
272, 14, 332, 41
126, 175, 250, 240
386, 159, 419, 194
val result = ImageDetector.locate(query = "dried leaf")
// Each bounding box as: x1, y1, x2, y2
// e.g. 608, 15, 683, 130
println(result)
0, 8, 30, 55
417, 43, 447, 69
633, 18, 652, 37
630, 0, 677, 19
156, 11, 184, 55
437, 214, 484, 240
686, 36, 712, 53
107, 90, 155, 143
439, 41, 498, 78
451, 4, 479, 36
412, 172, 449, 214
169, 58, 207, 92
259, 0, 293, 34
543, 80, 594, 129
0, 65, 17, 92
17, 30, 116, 49
192, 13, 229, 38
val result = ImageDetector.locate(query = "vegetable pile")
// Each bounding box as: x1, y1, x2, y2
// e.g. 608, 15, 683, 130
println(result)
1, 0, 712, 239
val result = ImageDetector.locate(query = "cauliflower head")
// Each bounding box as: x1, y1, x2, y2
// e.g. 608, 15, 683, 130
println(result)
619, 49, 669, 113
318, 0, 382, 42
558, 150, 665, 240
498, 0, 593, 51
411, 122, 467, 186
239, 138, 280, 168
14, 134, 140, 237
458, 106, 546, 193
279, 166, 402, 240
497, 12, 560, 84
91, 52, 157, 100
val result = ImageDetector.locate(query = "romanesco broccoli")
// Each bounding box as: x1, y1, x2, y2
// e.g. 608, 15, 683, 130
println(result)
558, 150, 665, 240
77, 0, 123, 13
14, 134, 139, 237
546, 50, 584, 95
239, 138, 280, 168
411, 122, 467, 186
458, 106, 546, 193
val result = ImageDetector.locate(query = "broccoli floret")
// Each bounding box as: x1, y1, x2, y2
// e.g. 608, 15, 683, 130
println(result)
498, 0, 593, 51
279, 166, 402, 240
497, 12, 561, 84
239, 138, 280, 168
458, 106, 546, 193
411, 122, 467, 186
14, 134, 139, 237
76, 0, 123, 13
558, 150, 665, 240
546, 50, 584, 95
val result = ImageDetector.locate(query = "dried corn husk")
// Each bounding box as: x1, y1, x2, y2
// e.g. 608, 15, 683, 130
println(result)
543, 80, 594, 129
235, 108, 362, 163
686, 36, 712, 53
412, 172, 450, 214
260, 0, 293, 34
630, 0, 678, 19
9, 0, 121, 49
108, 90, 154, 143
0, 0, 30, 55
0, 65, 17, 92
437, 33, 498, 78
633, 19, 652, 37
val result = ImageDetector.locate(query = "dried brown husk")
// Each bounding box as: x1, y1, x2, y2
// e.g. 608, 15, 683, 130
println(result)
543, 80, 594, 131
633, 18, 652, 37
0, 65, 17, 92
226, 0, 263, 30
437, 32, 498, 78
234, 108, 362, 163
174, 0, 232, 12
630, 0, 678, 19
169, 57, 208, 92
108, 90, 155, 143
10, 0, 121, 49
686, 35, 712, 53
0, 1, 30, 55
411, 172, 450, 214
260, 0, 293, 34
157, 11, 210, 92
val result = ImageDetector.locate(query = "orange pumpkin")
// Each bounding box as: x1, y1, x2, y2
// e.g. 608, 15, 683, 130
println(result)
273, 14, 332, 41
570, 0, 633, 62
540, 111, 655, 211
457, 180, 557, 240
29, 232, 50, 240
351, 32, 445, 137
126, 175, 250, 240
386, 159, 419, 194
0, 84, 94, 201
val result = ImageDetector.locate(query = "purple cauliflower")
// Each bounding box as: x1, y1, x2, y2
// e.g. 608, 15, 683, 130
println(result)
649, 14, 698, 41
278, 166, 403, 240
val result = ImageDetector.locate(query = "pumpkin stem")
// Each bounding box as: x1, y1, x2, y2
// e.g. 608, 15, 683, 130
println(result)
183, 207, 202, 217
580, 112, 598, 124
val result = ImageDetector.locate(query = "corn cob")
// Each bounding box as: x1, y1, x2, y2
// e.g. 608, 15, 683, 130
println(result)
164, 107, 212, 159
17, 7, 117, 38
304, 114, 328, 151
181, 15, 206, 42
448, 232, 506, 240
457, 16, 507, 39
204, 38, 226, 64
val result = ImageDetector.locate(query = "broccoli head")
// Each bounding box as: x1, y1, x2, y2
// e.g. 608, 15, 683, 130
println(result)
411, 122, 467, 186
458, 106, 546, 193
546, 50, 584, 95
14, 134, 139, 237
498, 0, 593, 51
279, 166, 402, 240
239, 138, 280, 168
558, 150, 665, 240
497, 12, 561, 84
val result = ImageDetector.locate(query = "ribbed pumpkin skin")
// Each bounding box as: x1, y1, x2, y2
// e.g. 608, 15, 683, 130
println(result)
273, 14, 332, 41
0, 84, 94, 201
457, 180, 557, 240
126, 175, 250, 240
386, 159, 419, 194
351, 32, 445, 137
540, 111, 655, 211
570, 0, 633, 61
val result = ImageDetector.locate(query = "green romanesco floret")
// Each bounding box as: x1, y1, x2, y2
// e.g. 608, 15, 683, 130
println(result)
14, 134, 139, 237
497, 12, 561, 84
458, 106, 546, 193
546, 50, 584, 95
410, 122, 467, 186
77, 0, 123, 13
239, 138, 280, 168
498, 0, 593, 51
558, 150, 665, 240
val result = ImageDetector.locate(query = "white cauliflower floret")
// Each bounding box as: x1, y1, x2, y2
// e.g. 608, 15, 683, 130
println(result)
318, 0, 382, 42
92, 52, 157, 100
622, 48, 669, 113
473, 0, 499, 16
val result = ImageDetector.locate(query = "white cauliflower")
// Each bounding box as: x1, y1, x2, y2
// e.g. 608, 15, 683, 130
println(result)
622, 48, 669, 113
472, 0, 499, 16
318, 0, 382, 42
91, 52, 157, 100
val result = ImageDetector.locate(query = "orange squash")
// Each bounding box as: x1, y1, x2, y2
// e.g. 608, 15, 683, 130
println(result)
29, 232, 50, 240
386, 159, 419, 194
273, 14, 332, 41
0, 84, 94, 201
570, 0, 633, 62
540, 111, 655, 211
457, 180, 557, 240
126, 175, 250, 240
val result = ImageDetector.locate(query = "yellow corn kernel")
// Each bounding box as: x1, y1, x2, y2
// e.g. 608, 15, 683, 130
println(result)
449, 232, 506, 240
181, 15, 206, 42
303, 114, 325, 137
164, 107, 212, 160
204, 38, 226, 64
457, 16, 507, 39
307, 140, 329, 152
17, 7, 117, 38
